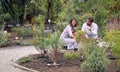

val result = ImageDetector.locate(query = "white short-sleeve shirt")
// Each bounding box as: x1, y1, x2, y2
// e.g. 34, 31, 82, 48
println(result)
81, 22, 98, 37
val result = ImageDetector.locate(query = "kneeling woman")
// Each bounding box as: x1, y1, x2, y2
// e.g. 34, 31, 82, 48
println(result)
60, 18, 78, 50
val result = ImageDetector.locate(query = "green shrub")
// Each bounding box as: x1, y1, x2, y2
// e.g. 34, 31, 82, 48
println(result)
57, 24, 66, 32
12, 27, 33, 37
20, 40, 31, 46
44, 31, 63, 64
64, 52, 80, 60
17, 57, 32, 64
81, 43, 109, 72
104, 30, 120, 57
0, 31, 7, 47
1, 13, 11, 22
32, 28, 47, 51
75, 30, 86, 43
45, 31, 62, 47
22, 28, 33, 37
104, 30, 120, 66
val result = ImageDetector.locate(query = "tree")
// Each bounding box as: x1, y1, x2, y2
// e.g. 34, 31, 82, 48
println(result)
0, 0, 31, 25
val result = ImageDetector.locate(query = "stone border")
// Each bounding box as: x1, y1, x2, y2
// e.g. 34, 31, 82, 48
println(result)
11, 61, 40, 72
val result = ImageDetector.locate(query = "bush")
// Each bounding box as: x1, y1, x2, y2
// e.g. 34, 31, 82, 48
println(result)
32, 28, 47, 51
17, 57, 32, 64
81, 43, 109, 72
12, 27, 33, 37
44, 31, 63, 64
75, 30, 85, 43
57, 24, 66, 32
64, 52, 80, 60
104, 30, 120, 66
0, 31, 7, 47
104, 30, 120, 57
0, 13, 11, 22
20, 40, 31, 46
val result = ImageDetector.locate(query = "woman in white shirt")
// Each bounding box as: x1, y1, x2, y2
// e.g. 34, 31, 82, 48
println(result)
60, 18, 78, 50
81, 17, 98, 40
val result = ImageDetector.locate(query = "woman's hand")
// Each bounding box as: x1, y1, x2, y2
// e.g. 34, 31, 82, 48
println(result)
87, 26, 91, 31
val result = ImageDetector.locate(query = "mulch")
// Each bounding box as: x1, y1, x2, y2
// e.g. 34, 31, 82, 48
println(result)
19, 53, 120, 72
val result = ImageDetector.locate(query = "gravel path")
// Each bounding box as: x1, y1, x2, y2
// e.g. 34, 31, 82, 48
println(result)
0, 46, 40, 72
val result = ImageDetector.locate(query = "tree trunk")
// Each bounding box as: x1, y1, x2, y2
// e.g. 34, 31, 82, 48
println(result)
46, 0, 51, 23
53, 48, 59, 65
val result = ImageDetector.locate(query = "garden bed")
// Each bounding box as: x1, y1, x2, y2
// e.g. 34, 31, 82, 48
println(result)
18, 53, 120, 72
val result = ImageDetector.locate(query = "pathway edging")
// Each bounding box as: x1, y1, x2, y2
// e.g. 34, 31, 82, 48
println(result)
11, 61, 40, 72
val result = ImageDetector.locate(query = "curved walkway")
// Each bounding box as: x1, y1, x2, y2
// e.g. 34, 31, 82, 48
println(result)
0, 46, 40, 72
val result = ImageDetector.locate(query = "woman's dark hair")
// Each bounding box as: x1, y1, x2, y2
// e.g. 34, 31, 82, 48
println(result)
88, 17, 94, 23
69, 18, 77, 27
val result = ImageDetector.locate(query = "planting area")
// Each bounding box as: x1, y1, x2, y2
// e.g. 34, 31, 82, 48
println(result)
19, 53, 120, 72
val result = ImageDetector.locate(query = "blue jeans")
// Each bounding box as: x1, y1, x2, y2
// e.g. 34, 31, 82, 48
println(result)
87, 33, 97, 39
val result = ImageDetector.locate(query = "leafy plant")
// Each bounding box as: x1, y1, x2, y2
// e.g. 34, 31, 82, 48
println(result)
31, 28, 47, 56
0, 31, 7, 47
31, 14, 48, 57
81, 42, 109, 72
64, 52, 80, 60
0, 13, 11, 22
11, 27, 33, 37
103, 30, 120, 66
20, 40, 31, 46
57, 23, 66, 32
75, 30, 86, 43
17, 57, 32, 64
45, 31, 63, 65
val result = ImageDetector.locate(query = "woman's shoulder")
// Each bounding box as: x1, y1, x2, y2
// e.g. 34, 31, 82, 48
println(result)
62, 24, 71, 31
92, 22, 97, 25
66, 24, 71, 28
82, 23, 87, 26
92, 22, 98, 26
92, 23, 98, 27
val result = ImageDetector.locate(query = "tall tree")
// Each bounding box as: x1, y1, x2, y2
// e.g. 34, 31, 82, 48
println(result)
28, 0, 68, 24
0, 0, 30, 25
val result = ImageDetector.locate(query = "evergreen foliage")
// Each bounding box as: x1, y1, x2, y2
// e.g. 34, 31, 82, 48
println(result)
104, 30, 120, 58
81, 42, 109, 72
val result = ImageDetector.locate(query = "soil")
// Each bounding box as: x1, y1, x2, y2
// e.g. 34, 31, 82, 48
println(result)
19, 53, 120, 72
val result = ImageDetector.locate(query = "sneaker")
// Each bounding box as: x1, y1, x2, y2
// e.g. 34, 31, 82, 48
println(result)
74, 48, 78, 51
63, 46, 67, 50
